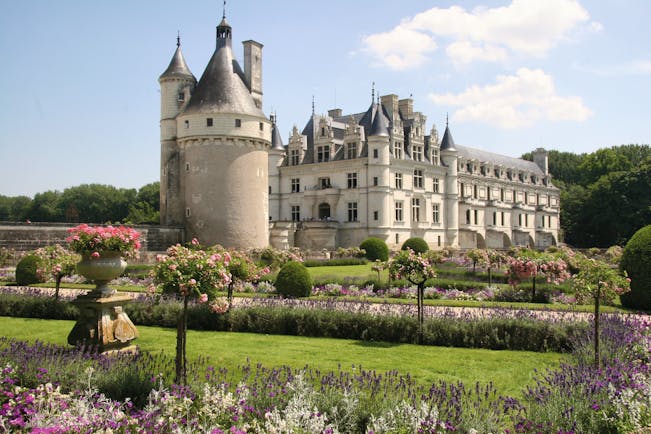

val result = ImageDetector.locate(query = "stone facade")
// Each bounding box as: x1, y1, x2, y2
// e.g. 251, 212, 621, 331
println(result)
269, 94, 560, 250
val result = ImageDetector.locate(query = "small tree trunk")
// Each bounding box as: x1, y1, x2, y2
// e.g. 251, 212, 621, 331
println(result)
176, 296, 189, 385
531, 276, 537, 302
227, 281, 234, 309
488, 267, 492, 287
55, 275, 62, 301
594, 290, 601, 368
417, 282, 425, 344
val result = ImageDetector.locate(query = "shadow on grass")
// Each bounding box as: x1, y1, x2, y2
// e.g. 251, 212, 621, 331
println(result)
353, 340, 402, 349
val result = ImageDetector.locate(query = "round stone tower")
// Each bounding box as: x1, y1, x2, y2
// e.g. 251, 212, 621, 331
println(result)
440, 121, 459, 248
160, 15, 271, 248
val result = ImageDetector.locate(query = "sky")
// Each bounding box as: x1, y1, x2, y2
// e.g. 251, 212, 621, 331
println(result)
0, 0, 649, 198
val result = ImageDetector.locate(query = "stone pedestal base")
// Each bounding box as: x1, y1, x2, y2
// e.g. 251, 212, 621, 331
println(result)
68, 293, 139, 352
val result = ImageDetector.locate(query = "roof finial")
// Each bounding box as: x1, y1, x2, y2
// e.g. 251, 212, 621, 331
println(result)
371, 82, 375, 103
176, 31, 180, 48
446, 112, 449, 128
222, 0, 226, 19
312, 95, 315, 115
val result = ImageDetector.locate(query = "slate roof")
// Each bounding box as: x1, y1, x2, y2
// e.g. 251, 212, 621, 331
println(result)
182, 19, 264, 117
440, 125, 456, 151
455, 144, 544, 175
159, 41, 195, 81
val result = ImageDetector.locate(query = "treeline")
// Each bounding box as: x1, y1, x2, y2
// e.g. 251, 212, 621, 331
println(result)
0, 182, 160, 225
523, 144, 651, 247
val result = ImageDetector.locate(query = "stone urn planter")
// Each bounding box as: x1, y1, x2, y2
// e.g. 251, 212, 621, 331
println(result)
67, 251, 139, 352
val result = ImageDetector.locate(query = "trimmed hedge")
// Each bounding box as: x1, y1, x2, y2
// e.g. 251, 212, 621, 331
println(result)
359, 238, 389, 262
620, 225, 651, 310
401, 237, 429, 254
275, 262, 313, 298
0, 293, 579, 353
15, 255, 44, 286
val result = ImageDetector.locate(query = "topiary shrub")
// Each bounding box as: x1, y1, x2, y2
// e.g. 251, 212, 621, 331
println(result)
401, 237, 429, 254
15, 254, 46, 286
359, 238, 389, 262
275, 261, 313, 298
620, 225, 651, 310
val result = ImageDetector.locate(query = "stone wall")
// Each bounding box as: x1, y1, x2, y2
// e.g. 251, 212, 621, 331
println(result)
0, 222, 184, 253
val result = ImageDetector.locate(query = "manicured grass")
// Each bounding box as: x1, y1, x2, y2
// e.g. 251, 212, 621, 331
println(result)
0, 316, 562, 398
307, 263, 387, 282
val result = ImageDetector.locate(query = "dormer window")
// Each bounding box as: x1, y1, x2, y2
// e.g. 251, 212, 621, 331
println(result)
184, 120, 189, 129
317, 145, 330, 162
346, 142, 356, 159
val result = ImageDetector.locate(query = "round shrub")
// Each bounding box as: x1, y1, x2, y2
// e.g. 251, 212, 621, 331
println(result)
620, 225, 651, 310
15, 254, 45, 286
401, 237, 429, 253
359, 238, 389, 262
275, 261, 313, 298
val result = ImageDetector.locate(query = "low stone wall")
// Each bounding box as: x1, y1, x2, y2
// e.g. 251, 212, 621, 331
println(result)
0, 222, 184, 253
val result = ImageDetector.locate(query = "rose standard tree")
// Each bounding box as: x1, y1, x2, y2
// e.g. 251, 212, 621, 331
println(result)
572, 254, 631, 367
153, 240, 231, 384
505, 249, 570, 302
32, 244, 79, 300
387, 249, 437, 343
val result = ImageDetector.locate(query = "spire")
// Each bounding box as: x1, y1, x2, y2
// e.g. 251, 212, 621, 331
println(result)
271, 112, 285, 150
371, 82, 375, 103
222, 0, 226, 19
312, 95, 315, 115
216, 1, 232, 43
440, 116, 456, 151
159, 34, 195, 81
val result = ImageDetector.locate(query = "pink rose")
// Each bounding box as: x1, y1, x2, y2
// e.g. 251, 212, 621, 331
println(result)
91, 252, 100, 259
199, 293, 208, 303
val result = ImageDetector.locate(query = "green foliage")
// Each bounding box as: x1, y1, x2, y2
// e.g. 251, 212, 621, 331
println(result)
620, 225, 651, 310
400, 237, 429, 253
275, 261, 313, 298
15, 254, 45, 286
359, 237, 389, 262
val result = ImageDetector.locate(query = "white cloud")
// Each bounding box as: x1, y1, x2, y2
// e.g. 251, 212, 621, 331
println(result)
362, 26, 437, 70
361, 0, 595, 69
430, 68, 592, 128
573, 59, 651, 76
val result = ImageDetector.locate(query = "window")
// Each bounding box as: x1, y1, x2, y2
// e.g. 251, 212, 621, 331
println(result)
373, 176, 378, 186
432, 203, 440, 223
206, 118, 213, 127
487, 188, 491, 200
290, 149, 300, 166
291, 206, 300, 222
346, 143, 356, 159
501, 212, 505, 226
185, 208, 191, 217
432, 149, 439, 165
413, 170, 424, 188
395, 202, 403, 222
347, 173, 358, 189
541, 215, 545, 228
291, 178, 300, 193
474, 209, 478, 225
536, 193, 540, 206
373, 148, 379, 158
460, 183, 465, 197
185, 162, 190, 171
373, 211, 379, 221
395, 173, 403, 189
317, 145, 330, 162
412, 198, 421, 222
235, 119, 242, 127
393, 142, 403, 159
413, 146, 423, 162
500, 188, 505, 202
318, 177, 331, 189
548, 215, 552, 227
524, 192, 529, 205
518, 214, 522, 226
259, 122, 264, 131
178, 92, 185, 102
347, 202, 358, 222
492, 211, 497, 226
473, 185, 478, 199
466, 209, 471, 224
466, 162, 473, 173
437, 235, 441, 247
525, 214, 529, 227
433, 178, 440, 193
184, 120, 189, 129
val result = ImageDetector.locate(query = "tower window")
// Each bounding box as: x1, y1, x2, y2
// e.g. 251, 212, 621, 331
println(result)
373, 211, 379, 221
235, 119, 242, 127
185, 208, 191, 217
206, 118, 213, 127
373, 148, 379, 158
184, 120, 189, 129
185, 163, 190, 171
178, 92, 185, 102
259, 122, 264, 131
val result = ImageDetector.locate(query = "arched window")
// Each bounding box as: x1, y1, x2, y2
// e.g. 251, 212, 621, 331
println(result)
318, 203, 331, 220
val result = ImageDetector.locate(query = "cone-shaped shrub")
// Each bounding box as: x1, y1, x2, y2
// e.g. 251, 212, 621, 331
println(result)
275, 261, 313, 298
620, 225, 651, 310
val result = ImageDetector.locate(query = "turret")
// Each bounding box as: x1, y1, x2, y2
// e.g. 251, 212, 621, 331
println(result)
268, 113, 285, 221
159, 35, 196, 226
440, 119, 459, 247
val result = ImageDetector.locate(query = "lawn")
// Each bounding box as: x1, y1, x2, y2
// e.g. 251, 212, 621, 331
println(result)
0, 316, 563, 398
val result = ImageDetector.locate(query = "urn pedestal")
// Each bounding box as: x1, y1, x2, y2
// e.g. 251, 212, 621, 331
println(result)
67, 252, 139, 352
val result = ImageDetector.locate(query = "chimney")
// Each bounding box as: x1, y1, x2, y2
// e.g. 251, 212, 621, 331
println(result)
532, 148, 549, 175
243, 40, 263, 108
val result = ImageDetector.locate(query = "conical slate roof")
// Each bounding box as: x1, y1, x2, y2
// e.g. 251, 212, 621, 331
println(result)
440, 125, 456, 151
370, 104, 390, 136
159, 41, 195, 81
271, 115, 284, 150
182, 20, 263, 117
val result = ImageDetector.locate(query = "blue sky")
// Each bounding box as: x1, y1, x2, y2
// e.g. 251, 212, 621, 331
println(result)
1, 0, 649, 198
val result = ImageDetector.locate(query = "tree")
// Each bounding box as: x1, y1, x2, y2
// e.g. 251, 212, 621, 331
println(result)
152, 240, 231, 384
572, 254, 630, 367
468, 249, 505, 286
387, 249, 437, 342
505, 249, 570, 302
59, 184, 136, 223
225, 249, 269, 307
32, 245, 79, 300
27, 191, 63, 222
126, 182, 160, 224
